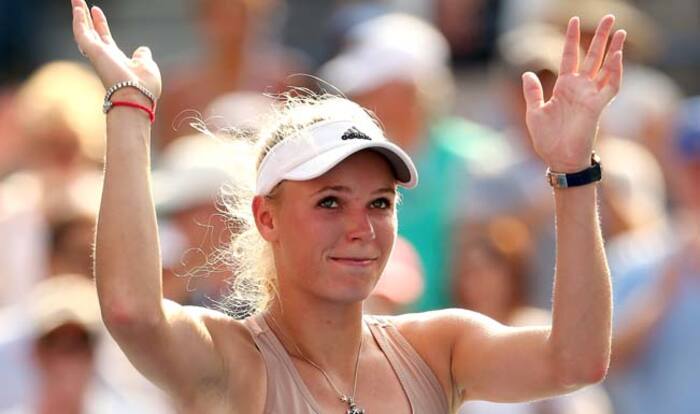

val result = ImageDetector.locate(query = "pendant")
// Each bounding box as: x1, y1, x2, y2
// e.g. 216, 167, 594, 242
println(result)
341, 395, 365, 414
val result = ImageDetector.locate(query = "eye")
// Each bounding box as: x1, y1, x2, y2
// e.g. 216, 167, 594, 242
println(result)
318, 196, 339, 209
370, 197, 392, 209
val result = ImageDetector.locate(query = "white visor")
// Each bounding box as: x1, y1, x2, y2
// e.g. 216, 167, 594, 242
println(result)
255, 119, 418, 195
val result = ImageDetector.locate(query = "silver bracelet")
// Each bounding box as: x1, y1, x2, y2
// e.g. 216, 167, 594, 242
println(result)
103, 81, 156, 114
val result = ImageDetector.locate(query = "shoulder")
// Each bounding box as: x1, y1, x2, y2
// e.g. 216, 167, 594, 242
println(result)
181, 305, 262, 365
382, 309, 501, 406
391, 308, 501, 347
178, 306, 267, 411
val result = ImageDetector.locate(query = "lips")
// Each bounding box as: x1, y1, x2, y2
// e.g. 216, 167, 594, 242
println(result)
329, 256, 378, 266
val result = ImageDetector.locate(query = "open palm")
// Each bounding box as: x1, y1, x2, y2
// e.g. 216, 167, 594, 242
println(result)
70, 0, 161, 99
523, 15, 626, 173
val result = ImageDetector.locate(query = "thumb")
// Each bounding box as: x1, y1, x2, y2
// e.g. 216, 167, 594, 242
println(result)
522, 72, 544, 111
132, 46, 152, 61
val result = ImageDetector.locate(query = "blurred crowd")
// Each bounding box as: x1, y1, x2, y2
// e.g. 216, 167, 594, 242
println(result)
1, 0, 699, 413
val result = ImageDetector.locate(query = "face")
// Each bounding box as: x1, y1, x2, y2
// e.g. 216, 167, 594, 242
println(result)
34, 324, 95, 392
257, 150, 398, 304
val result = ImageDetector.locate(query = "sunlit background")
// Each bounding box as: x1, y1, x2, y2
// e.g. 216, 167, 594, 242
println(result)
1, 0, 699, 413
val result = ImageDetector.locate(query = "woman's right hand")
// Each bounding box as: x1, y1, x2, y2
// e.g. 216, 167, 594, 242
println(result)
71, 0, 161, 100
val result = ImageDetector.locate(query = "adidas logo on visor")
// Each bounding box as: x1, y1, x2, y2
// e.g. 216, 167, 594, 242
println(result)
341, 127, 371, 141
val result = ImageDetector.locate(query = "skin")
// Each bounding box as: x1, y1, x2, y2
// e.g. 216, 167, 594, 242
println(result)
33, 324, 95, 414
72, 0, 625, 411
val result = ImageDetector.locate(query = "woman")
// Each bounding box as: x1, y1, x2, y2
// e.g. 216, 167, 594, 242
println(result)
70, 0, 626, 412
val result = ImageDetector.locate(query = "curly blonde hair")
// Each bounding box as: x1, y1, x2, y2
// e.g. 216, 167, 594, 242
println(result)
214, 91, 385, 318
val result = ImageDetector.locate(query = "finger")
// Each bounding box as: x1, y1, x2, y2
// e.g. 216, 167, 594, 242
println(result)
559, 17, 580, 75
596, 51, 623, 105
72, 6, 97, 54
91, 5, 115, 44
522, 72, 545, 111
594, 31, 626, 88
607, 29, 627, 57
78, 0, 96, 32
580, 15, 616, 77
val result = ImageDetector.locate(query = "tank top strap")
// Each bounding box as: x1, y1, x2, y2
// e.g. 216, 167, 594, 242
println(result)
365, 315, 450, 413
242, 313, 322, 414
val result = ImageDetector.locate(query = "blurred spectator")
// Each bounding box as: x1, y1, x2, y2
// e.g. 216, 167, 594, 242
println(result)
459, 23, 575, 307
324, 2, 390, 58
597, 136, 667, 242
605, 97, 700, 414
0, 88, 22, 177
45, 172, 102, 278
547, 0, 686, 208
451, 218, 613, 414
365, 236, 425, 315
14, 61, 105, 176
451, 217, 533, 324
154, 134, 236, 306
670, 97, 700, 212
0, 61, 105, 305
156, 0, 306, 148
0, 275, 174, 413
434, 0, 502, 64
499, 0, 556, 31
1, 275, 117, 414
319, 12, 510, 311
600, 67, 682, 203
0, 173, 47, 307
547, 0, 661, 62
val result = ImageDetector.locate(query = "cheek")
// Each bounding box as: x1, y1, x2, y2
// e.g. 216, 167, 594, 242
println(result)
379, 217, 397, 245
375, 215, 398, 262
276, 209, 338, 262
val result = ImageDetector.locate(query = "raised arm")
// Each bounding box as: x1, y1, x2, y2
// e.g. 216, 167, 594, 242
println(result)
523, 14, 624, 389
405, 15, 626, 406
71, 0, 260, 405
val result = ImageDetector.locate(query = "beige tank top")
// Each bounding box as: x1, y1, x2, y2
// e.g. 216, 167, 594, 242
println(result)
243, 313, 449, 413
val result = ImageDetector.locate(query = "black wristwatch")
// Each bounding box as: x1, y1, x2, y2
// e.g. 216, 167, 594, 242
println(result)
546, 152, 602, 188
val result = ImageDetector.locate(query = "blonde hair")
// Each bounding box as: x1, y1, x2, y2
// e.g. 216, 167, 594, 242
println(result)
15, 61, 106, 163
215, 91, 385, 318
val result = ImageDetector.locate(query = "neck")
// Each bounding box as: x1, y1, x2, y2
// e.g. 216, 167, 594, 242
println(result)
265, 294, 366, 373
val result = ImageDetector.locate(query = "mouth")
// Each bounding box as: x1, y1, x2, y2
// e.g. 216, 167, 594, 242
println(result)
329, 257, 378, 267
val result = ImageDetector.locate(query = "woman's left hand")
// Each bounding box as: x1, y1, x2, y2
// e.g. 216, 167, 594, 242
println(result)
523, 15, 626, 173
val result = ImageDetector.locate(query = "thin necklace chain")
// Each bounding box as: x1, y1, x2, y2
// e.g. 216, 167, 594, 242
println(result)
267, 314, 364, 407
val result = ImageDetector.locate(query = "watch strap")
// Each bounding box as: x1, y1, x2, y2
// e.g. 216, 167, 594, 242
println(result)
547, 153, 602, 188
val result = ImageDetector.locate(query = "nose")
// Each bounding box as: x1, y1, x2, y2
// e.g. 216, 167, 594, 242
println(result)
345, 209, 375, 242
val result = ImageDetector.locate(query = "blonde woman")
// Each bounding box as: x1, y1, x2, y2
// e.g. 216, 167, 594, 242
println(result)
71, 0, 626, 412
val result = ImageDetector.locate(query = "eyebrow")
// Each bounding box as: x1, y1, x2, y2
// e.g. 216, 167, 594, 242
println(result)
312, 185, 397, 196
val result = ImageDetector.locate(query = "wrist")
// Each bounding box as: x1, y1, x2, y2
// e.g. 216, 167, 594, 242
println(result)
111, 89, 152, 107
106, 105, 153, 127
547, 153, 601, 189
103, 81, 158, 123
547, 158, 593, 174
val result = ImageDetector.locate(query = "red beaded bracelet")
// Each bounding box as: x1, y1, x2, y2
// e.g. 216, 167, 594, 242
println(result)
102, 81, 158, 124
107, 100, 157, 123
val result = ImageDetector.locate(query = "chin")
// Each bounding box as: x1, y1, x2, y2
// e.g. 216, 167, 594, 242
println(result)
321, 266, 380, 303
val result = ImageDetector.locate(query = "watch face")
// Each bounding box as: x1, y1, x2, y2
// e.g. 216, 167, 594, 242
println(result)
547, 170, 568, 188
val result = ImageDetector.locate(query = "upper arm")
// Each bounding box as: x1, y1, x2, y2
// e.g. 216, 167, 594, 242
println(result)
104, 299, 262, 404
449, 310, 565, 403
401, 309, 576, 405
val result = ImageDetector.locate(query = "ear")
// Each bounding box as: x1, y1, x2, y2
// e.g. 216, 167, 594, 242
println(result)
252, 195, 278, 242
